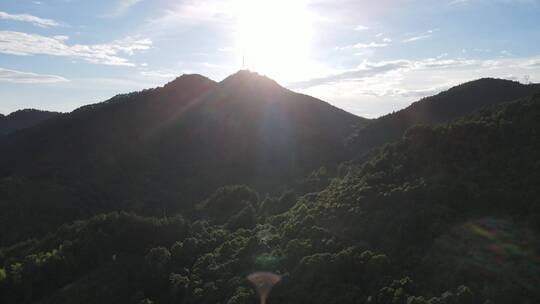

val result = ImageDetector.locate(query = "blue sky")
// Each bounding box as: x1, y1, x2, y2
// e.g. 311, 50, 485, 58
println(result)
1, 0, 539, 117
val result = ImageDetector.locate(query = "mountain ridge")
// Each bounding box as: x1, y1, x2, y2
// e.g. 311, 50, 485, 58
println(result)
347, 77, 540, 156
0, 70, 363, 246
0, 109, 61, 136
2, 85, 540, 304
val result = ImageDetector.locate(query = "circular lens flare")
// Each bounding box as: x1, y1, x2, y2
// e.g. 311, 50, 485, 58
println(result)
247, 272, 282, 304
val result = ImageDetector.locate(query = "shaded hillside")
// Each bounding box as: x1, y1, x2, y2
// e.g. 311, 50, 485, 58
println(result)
348, 78, 540, 156
0, 70, 363, 246
0, 109, 60, 136
148, 70, 364, 193
2, 93, 539, 304
281, 92, 540, 303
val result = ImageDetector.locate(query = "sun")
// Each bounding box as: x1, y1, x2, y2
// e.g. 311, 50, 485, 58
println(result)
234, 0, 314, 82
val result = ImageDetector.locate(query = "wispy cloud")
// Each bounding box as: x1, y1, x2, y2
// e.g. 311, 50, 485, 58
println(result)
354, 25, 369, 31
500, 50, 513, 57
449, 0, 540, 6
337, 41, 389, 50
0, 31, 152, 66
449, 0, 468, 5
0, 68, 68, 83
354, 42, 388, 48
291, 56, 507, 90
528, 59, 540, 67
105, 0, 144, 17
394, 85, 452, 98
289, 60, 409, 89
0, 11, 60, 28
146, 0, 236, 30
293, 53, 540, 117
402, 30, 436, 43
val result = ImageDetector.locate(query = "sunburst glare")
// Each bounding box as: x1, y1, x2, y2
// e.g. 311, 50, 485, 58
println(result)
235, 0, 314, 82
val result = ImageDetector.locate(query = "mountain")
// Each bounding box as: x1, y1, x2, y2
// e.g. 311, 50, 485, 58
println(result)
0, 109, 60, 136
2, 90, 539, 304
348, 78, 540, 156
0, 70, 364, 246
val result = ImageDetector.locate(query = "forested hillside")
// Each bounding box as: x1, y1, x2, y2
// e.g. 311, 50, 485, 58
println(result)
0, 71, 364, 246
0, 109, 60, 136
1, 84, 538, 304
348, 78, 540, 156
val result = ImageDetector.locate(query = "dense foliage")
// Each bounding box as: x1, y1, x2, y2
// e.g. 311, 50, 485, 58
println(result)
0, 71, 363, 246
347, 78, 540, 157
1, 81, 539, 303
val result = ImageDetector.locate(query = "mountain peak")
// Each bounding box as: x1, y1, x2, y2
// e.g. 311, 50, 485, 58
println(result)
7, 108, 60, 117
220, 70, 282, 90
0, 109, 61, 135
449, 77, 530, 93
163, 73, 215, 89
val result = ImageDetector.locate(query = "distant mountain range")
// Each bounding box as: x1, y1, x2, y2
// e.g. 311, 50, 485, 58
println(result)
1, 73, 538, 247
348, 78, 540, 156
1, 71, 539, 304
0, 109, 60, 136
0, 70, 364, 245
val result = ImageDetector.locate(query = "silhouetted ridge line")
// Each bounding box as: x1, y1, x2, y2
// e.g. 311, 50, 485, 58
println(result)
0, 109, 61, 136
0, 70, 364, 246
347, 77, 540, 158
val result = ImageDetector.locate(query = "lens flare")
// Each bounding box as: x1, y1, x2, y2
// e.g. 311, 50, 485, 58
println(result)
434, 218, 540, 291
247, 272, 281, 304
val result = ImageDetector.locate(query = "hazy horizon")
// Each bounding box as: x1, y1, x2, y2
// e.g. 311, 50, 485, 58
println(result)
0, 71, 536, 119
1, 0, 540, 117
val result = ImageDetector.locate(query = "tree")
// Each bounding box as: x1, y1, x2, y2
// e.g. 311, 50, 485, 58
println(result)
145, 247, 171, 271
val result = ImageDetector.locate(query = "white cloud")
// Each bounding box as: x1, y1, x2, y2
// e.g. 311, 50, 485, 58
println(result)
0, 11, 60, 28
53, 35, 70, 41
0, 31, 152, 66
449, 0, 468, 5
293, 56, 499, 90
146, 0, 236, 30
0, 68, 68, 83
527, 58, 540, 67
500, 50, 513, 57
337, 41, 389, 50
354, 42, 388, 48
402, 30, 436, 43
105, 0, 144, 17
382, 37, 392, 43
354, 25, 369, 31
402, 35, 431, 43
413, 57, 479, 69
290, 53, 540, 117
449, 0, 540, 6
289, 60, 409, 89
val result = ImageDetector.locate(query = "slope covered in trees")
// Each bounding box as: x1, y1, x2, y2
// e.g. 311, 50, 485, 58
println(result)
0, 109, 60, 136
348, 78, 540, 156
0, 71, 364, 246
1, 85, 539, 304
